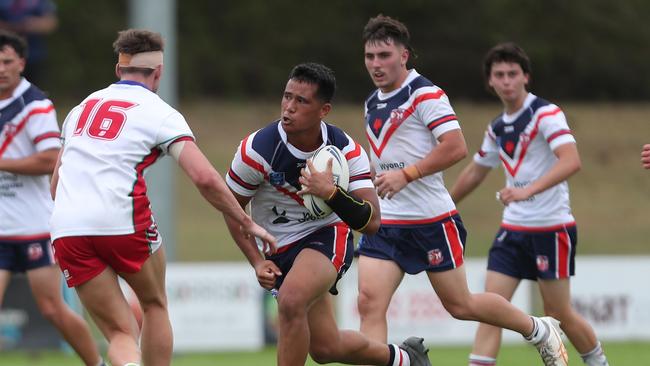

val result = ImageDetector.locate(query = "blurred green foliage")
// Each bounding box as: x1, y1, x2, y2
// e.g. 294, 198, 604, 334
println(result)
43, 0, 650, 102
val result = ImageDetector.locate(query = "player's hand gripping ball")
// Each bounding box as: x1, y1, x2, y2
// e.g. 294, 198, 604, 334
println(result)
302, 145, 349, 218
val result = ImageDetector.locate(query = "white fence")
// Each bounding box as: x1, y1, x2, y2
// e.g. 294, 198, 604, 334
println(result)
161, 256, 650, 351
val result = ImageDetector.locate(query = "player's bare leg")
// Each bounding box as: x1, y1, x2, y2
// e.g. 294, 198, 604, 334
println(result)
429, 266, 568, 365
28, 265, 103, 366
275, 248, 339, 366
278, 248, 400, 366
538, 279, 602, 354
307, 291, 394, 365
0, 269, 11, 305
427, 265, 534, 333
121, 247, 172, 366
76, 266, 141, 366
469, 271, 520, 363
357, 256, 404, 342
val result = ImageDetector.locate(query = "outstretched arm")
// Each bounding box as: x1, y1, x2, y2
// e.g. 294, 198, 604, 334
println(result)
174, 140, 276, 251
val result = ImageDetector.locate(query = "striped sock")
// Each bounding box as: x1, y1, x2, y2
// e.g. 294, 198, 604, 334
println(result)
387, 344, 411, 366
581, 341, 609, 366
469, 353, 497, 365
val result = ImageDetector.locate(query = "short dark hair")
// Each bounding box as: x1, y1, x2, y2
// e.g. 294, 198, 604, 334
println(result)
288, 63, 336, 103
362, 14, 416, 59
0, 29, 28, 59
113, 29, 164, 76
483, 42, 532, 79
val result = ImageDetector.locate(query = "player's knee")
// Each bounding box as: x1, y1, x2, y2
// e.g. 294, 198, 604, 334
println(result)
357, 289, 384, 318
443, 301, 473, 320
138, 293, 167, 313
277, 291, 308, 321
36, 299, 61, 322
309, 344, 337, 364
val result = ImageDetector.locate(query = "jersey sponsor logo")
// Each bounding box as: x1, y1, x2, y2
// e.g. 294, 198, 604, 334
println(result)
536, 255, 549, 272
270, 205, 320, 225
427, 249, 444, 266
378, 161, 405, 170
27, 243, 43, 261
390, 108, 407, 127
269, 172, 286, 186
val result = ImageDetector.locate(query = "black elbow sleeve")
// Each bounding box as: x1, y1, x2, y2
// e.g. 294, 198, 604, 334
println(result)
325, 185, 373, 231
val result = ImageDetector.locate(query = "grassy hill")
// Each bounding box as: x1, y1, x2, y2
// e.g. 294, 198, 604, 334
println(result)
172, 101, 650, 261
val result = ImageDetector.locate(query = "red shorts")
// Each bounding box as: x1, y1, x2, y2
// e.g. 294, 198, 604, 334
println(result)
53, 227, 162, 287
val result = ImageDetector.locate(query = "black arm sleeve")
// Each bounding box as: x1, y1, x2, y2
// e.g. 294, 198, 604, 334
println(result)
325, 185, 373, 231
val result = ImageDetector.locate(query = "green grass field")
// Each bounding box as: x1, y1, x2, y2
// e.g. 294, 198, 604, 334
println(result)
174, 101, 650, 261
4, 342, 650, 365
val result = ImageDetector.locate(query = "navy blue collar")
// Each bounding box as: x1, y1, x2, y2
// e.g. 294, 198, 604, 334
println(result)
114, 80, 150, 90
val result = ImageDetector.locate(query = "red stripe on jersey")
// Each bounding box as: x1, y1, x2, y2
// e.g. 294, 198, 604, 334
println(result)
240, 136, 268, 176
546, 129, 572, 143
344, 142, 361, 160
0, 233, 51, 241
0, 105, 55, 157
368, 90, 445, 158
427, 114, 457, 130
33, 131, 60, 144
228, 169, 258, 190
381, 210, 458, 226
556, 231, 570, 278
331, 223, 349, 272
240, 136, 305, 205
277, 186, 304, 205
130, 148, 161, 231
169, 136, 195, 146
500, 222, 576, 233
349, 172, 372, 182
443, 219, 464, 267
500, 107, 562, 177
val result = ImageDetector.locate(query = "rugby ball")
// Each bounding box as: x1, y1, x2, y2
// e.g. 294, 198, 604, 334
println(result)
302, 145, 349, 218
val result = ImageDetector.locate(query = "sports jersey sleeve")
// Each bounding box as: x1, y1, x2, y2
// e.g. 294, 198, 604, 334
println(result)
417, 90, 461, 140
473, 125, 500, 168
156, 111, 195, 155
226, 136, 266, 197
538, 106, 575, 151
24, 101, 61, 152
341, 134, 374, 192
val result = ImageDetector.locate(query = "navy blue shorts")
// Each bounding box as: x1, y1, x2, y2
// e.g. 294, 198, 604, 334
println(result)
266, 223, 353, 295
487, 224, 577, 280
357, 214, 467, 274
0, 237, 55, 273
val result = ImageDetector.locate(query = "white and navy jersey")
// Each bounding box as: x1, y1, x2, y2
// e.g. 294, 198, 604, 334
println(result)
50, 81, 194, 240
226, 121, 373, 249
0, 79, 60, 239
474, 93, 576, 229
365, 69, 460, 224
